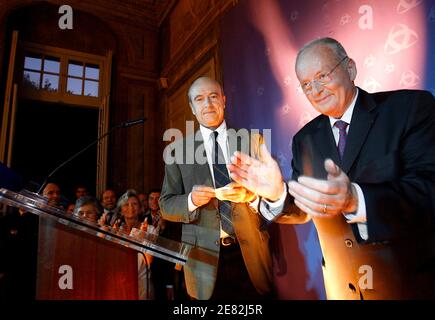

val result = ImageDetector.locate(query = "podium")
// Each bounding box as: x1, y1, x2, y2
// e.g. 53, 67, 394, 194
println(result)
37, 217, 139, 299
0, 188, 192, 300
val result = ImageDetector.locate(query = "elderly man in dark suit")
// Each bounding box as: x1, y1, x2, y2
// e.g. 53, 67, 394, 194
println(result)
159, 76, 306, 300
229, 37, 435, 299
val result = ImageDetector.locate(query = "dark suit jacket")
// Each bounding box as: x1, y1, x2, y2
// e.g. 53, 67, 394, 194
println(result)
279, 88, 435, 299
159, 128, 275, 300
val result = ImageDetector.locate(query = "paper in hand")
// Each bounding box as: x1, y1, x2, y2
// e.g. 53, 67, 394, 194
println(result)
214, 185, 235, 201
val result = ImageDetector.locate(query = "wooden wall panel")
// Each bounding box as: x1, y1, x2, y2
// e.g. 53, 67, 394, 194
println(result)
166, 57, 216, 136
111, 75, 162, 194
124, 83, 162, 194
115, 24, 158, 73
169, 0, 213, 59
160, 0, 237, 146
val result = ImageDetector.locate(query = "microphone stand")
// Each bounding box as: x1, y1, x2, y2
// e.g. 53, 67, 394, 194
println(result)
36, 118, 145, 194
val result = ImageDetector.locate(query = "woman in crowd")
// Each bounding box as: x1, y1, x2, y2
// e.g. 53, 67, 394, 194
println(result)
116, 189, 154, 300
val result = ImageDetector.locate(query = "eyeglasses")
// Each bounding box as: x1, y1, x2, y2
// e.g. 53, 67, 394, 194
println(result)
299, 56, 348, 93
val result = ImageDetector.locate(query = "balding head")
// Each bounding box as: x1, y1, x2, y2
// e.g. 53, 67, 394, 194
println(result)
296, 37, 348, 70
188, 77, 223, 102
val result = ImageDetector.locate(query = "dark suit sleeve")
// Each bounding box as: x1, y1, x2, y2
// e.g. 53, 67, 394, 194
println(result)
159, 162, 197, 224
360, 91, 435, 242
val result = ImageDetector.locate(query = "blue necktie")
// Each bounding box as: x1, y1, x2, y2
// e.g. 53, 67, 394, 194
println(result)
211, 131, 235, 237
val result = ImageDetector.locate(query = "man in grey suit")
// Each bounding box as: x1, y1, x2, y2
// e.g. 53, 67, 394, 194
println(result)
159, 76, 306, 300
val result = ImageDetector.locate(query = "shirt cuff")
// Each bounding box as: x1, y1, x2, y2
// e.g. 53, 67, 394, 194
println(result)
188, 192, 199, 212
263, 182, 287, 208
248, 195, 260, 212
343, 183, 367, 223
260, 182, 287, 221
344, 183, 368, 240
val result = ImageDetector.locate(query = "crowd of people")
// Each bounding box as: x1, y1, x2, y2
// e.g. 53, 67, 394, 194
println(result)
0, 182, 186, 300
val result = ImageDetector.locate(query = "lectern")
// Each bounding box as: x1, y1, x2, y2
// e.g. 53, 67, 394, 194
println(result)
37, 217, 139, 299
0, 188, 191, 300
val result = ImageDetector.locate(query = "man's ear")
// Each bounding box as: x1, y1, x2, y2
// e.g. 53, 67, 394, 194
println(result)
189, 102, 196, 115
223, 95, 226, 108
347, 58, 357, 81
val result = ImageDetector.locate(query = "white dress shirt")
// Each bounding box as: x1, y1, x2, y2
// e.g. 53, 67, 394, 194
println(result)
328, 88, 368, 240
187, 121, 259, 237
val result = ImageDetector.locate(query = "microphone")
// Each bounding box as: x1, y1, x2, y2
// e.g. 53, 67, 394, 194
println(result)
119, 118, 146, 128
36, 118, 146, 194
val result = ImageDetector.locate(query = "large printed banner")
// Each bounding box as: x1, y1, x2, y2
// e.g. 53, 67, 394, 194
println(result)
221, 0, 435, 299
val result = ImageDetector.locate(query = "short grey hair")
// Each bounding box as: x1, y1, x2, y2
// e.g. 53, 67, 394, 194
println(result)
116, 189, 141, 210
296, 37, 348, 67
73, 196, 103, 216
